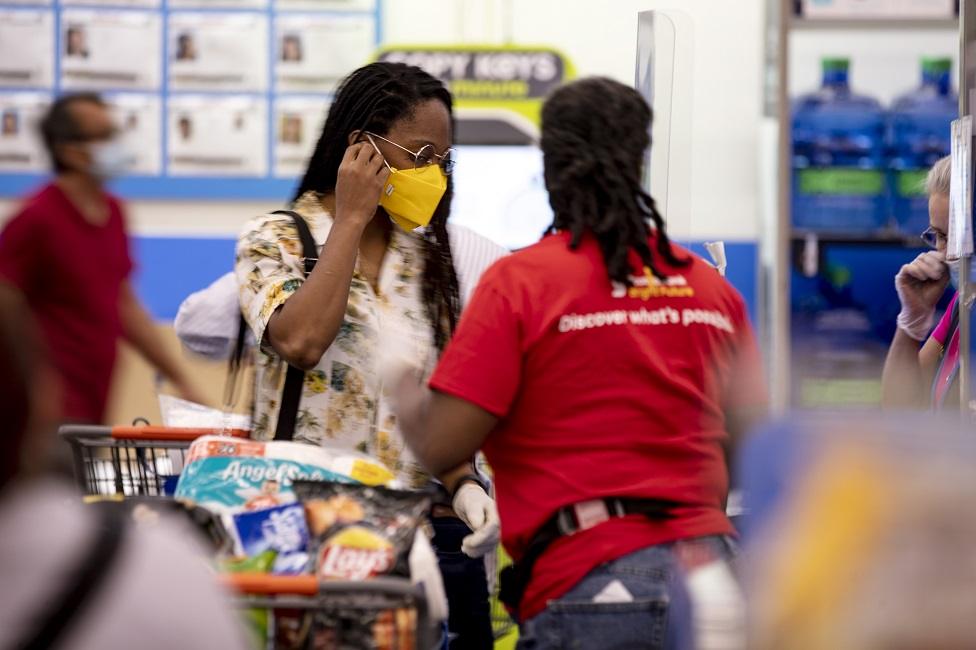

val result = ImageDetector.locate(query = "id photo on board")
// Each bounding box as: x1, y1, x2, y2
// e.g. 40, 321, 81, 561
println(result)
167, 95, 268, 176
174, 31, 198, 61
0, 9, 54, 89
0, 92, 50, 173
273, 96, 326, 177
168, 12, 268, 92
2, 110, 19, 137
280, 32, 303, 62
274, 14, 374, 92
59, 9, 162, 90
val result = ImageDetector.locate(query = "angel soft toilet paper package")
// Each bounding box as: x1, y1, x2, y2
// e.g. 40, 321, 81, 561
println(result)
174, 436, 397, 514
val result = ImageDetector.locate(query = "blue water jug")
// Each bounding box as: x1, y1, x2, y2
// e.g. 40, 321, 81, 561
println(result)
889, 57, 958, 237
792, 58, 887, 233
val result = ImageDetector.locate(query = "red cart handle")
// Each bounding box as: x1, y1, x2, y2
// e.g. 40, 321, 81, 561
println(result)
222, 573, 318, 596
110, 426, 250, 441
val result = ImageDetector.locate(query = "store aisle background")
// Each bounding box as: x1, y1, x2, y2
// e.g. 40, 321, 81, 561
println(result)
0, 0, 954, 423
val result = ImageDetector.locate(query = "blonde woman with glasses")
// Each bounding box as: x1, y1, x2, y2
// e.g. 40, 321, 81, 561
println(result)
882, 155, 959, 409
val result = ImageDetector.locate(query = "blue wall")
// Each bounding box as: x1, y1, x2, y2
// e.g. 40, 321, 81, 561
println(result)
683, 240, 759, 327
131, 236, 236, 321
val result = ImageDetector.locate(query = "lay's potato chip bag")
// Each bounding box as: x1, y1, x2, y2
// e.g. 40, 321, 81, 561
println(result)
292, 481, 430, 582
289, 481, 432, 649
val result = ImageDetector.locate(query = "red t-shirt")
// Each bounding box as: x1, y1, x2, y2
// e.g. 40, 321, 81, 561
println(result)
0, 183, 133, 422
430, 232, 766, 620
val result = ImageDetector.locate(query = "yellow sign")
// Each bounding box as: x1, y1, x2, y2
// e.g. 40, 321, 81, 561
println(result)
377, 45, 576, 144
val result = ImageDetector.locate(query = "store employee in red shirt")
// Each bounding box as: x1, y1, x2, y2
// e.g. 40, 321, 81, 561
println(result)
393, 78, 767, 649
0, 93, 202, 426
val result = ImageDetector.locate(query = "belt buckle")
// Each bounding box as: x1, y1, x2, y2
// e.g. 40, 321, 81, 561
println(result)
572, 500, 611, 533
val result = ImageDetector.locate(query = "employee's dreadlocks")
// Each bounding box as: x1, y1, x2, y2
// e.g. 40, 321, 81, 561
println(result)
295, 62, 460, 351
542, 77, 688, 284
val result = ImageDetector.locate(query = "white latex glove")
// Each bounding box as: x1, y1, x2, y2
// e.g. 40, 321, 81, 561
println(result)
895, 250, 950, 340
409, 529, 449, 624
452, 483, 500, 558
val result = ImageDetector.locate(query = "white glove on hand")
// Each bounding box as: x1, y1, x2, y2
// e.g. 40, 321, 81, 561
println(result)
452, 483, 500, 558
895, 250, 950, 341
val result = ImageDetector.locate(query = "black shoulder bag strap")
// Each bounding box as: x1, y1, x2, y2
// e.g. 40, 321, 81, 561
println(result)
12, 503, 127, 650
223, 311, 250, 409
272, 210, 318, 441
226, 210, 317, 440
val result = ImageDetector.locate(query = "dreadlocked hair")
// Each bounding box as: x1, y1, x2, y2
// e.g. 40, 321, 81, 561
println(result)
541, 77, 688, 285
294, 61, 460, 352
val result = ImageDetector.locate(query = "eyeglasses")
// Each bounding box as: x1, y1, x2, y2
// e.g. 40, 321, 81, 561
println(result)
921, 226, 948, 249
66, 128, 118, 144
364, 131, 455, 175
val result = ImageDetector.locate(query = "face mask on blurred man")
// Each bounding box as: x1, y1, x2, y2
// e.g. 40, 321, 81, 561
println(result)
88, 139, 130, 180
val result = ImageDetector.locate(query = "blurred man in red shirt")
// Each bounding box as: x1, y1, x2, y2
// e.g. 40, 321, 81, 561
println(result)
0, 93, 201, 424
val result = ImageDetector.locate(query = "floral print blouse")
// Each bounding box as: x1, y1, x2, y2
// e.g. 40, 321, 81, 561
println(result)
235, 192, 435, 488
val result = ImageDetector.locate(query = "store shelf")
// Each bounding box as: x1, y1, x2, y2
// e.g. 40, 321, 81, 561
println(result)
790, 230, 924, 279
762, 0, 972, 410
790, 230, 923, 247
789, 17, 958, 31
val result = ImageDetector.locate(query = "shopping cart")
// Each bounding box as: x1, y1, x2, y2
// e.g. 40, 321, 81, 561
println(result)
60, 424, 248, 497
61, 424, 442, 648
225, 574, 437, 649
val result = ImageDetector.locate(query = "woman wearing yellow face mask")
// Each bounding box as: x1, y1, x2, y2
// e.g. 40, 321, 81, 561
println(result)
235, 62, 497, 648
363, 130, 451, 232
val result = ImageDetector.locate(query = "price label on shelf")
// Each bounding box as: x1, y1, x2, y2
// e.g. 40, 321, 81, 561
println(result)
947, 116, 974, 262
800, 0, 955, 19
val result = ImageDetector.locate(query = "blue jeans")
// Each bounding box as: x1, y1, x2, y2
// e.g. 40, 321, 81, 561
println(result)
430, 516, 494, 650
515, 543, 695, 650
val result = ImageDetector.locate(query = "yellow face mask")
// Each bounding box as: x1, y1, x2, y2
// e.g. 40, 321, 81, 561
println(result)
366, 134, 448, 232
380, 164, 448, 232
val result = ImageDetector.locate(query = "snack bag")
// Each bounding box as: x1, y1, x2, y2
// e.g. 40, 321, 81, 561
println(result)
293, 481, 430, 582
232, 503, 310, 576
175, 436, 396, 514
280, 482, 432, 650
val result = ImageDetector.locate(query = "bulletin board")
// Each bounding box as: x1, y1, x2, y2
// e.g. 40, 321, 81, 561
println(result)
0, 0, 381, 199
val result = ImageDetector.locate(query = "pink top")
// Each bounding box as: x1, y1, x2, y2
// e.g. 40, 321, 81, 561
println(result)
931, 292, 960, 408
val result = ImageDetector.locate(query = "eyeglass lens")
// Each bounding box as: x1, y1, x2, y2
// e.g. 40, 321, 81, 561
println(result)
921, 228, 946, 249
414, 144, 456, 175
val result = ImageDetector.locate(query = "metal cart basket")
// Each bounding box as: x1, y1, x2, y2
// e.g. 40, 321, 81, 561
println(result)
226, 574, 437, 650
60, 424, 248, 496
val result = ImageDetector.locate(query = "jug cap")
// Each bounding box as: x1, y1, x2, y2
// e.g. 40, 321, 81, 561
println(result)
821, 57, 850, 72
921, 57, 952, 75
